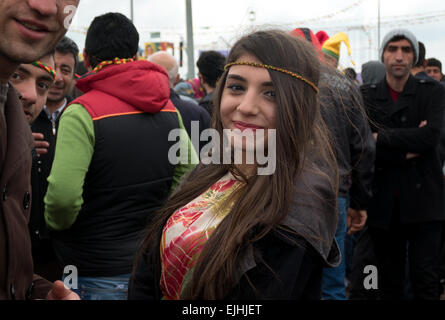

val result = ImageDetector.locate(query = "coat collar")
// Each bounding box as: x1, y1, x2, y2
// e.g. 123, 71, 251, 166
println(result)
376, 74, 417, 101
278, 160, 341, 268
374, 75, 417, 116
235, 159, 341, 284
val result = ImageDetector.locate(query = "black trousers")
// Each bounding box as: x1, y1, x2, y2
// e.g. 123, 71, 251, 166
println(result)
348, 226, 380, 299
32, 239, 63, 282
368, 216, 442, 300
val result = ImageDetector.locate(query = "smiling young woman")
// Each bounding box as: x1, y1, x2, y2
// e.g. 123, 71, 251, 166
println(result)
129, 29, 340, 300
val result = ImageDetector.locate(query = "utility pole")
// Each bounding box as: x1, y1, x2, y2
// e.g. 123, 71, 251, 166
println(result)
186, 0, 195, 79
130, 0, 134, 22
377, 0, 381, 57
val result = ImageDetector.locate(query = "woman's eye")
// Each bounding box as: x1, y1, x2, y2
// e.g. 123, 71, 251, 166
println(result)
265, 90, 276, 98
226, 84, 244, 92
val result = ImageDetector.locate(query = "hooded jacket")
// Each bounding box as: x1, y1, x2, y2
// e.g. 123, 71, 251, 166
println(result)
44, 60, 196, 277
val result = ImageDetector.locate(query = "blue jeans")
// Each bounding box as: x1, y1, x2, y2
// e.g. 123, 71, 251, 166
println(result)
345, 231, 357, 280
321, 196, 347, 300
63, 274, 131, 300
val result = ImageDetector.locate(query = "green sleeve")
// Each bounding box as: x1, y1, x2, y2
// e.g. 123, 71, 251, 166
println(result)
170, 111, 199, 191
44, 104, 95, 231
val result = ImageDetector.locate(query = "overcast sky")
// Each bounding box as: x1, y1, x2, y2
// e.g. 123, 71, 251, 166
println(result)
67, 0, 445, 76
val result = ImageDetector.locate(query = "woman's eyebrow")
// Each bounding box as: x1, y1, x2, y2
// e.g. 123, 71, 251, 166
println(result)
227, 74, 246, 82
227, 74, 273, 87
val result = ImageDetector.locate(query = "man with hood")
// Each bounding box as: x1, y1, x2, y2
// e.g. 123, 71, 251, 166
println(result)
361, 60, 386, 85
44, 12, 197, 300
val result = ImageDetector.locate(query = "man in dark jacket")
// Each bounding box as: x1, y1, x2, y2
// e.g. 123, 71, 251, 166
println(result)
361, 29, 445, 299
0, 0, 80, 300
196, 50, 226, 116
426, 58, 445, 85
148, 51, 211, 156
29, 36, 79, 282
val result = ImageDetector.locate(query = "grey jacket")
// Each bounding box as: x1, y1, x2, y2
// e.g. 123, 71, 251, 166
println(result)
319, 66, 376, 210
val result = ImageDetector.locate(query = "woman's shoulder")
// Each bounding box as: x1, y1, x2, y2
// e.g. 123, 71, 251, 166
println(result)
279, 162, 341, 268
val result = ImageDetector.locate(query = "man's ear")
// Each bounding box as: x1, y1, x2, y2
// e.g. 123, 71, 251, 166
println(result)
173, 74, 181, 87
83, 49, 92, 71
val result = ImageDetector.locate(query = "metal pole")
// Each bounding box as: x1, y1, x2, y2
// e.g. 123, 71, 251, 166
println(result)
377, 0, 381, 57
186, 0, 195, 79
130, 0, 134, 22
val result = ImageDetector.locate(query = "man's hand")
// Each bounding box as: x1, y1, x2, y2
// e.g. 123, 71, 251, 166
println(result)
46, 280, 80, 300
406, 121, 427, 159
346, 208, 367, 235
372, 132, 378, 141
32, 132, 50, 156
406, 152, 420, 159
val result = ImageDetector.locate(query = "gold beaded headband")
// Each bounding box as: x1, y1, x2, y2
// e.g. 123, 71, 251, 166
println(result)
31, 61, 57, 82
224, 61, 319, 93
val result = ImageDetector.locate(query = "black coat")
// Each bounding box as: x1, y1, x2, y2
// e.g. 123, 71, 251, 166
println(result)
361, 75, 445, 228
129, 230, 325, 300
169, 89, 211, 156
198, 91, 214, 117
128, 160, 340, 300
29, 97, 72, 245
414, 72, 445, 166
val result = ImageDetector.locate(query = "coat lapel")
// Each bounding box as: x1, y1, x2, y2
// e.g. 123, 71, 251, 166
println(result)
1, 85, 33, 184
386, 75, 417, 117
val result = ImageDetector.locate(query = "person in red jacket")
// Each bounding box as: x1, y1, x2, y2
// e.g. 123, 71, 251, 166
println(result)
44, 12, 197, 300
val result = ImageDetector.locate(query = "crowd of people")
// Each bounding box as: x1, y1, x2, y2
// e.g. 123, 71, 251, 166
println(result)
1, 0, 445, 301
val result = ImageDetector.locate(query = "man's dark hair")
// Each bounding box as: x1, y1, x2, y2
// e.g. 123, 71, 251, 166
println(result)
55, 36, 80, 71
196, 51, 226, 88
85, 12, 139, 69
414, 41, 425, 68
427, 57, 442, 72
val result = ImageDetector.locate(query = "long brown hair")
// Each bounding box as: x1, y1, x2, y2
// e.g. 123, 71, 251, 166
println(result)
133, 30, 337, 299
